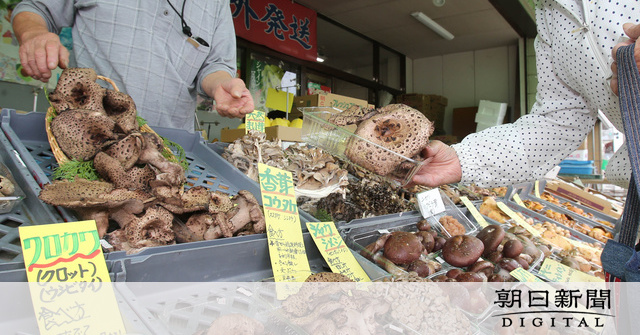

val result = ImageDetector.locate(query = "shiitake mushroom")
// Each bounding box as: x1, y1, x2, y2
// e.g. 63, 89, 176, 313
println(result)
502, 239, 524, 259
442, 235, 484, 267
382, 231, 424, 265
476, 224, 505, 256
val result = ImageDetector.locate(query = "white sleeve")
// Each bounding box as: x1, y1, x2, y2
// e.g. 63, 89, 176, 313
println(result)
451, 5, 597, 187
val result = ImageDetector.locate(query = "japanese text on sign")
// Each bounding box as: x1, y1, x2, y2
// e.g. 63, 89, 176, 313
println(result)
307, 222, 370, 282
537, 258, 604, 282
416, 189, 446, 218
231, 0, 317, 62
245, 110, 266, 133
20, 221, 108, 282
19, 221, 126, 334
258, 163, 310, 287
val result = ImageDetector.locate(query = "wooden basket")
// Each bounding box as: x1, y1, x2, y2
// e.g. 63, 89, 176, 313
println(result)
45, 75, 176, 165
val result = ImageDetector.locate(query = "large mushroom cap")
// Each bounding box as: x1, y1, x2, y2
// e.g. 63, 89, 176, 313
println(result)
103, 89, 139, 134
344, 104, 434, 176
51, 109, 117, 161
48, 68, 106, 113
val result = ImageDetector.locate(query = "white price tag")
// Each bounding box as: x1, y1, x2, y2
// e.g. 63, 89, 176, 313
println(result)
416, 189, 446, 218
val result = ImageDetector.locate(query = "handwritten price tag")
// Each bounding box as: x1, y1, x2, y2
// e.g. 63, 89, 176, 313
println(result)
460, 196, 488, 228
496, 201, 541, 237
306, 222, 370, 282
258, 163, 311, 290
509, 267, 544, 282
19, 220, 125, 334
416, 189, 446, 218
245, 110, 266, 133
537, 258, 604, 282
512, 193, 526, 207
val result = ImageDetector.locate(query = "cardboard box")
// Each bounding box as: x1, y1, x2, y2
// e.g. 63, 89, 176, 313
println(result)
290, 93, 369, 119
395, 93, 448, 135
545, 180, 621, 218
220, 126, 302, 143
452, 107, 479, 139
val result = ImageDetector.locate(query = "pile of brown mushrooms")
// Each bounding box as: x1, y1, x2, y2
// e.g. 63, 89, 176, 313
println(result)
360, 219, 446, 278
222, 131, 349, 199
39, 68, 265, 252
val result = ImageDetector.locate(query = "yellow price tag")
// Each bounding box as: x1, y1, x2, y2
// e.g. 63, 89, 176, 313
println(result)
460, 196, 488, 228
258, 163, 311, 289
245, 110, 266, 133
19, 220, 125, 334
509, 267, 544, 282
513, 193, 526, 207
496, 201, 541, 237
537, 258, 604, 282
565, 238, 602, 254
306, 221, 370, 282
534, 180, 541, 198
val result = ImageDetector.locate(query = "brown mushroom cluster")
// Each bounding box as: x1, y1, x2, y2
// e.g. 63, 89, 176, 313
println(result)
314, 177, 415, 222
222, 131, 349, 199
278, 282, 472, 335
360, 220, 446, 278
39, 68, 265, 252
328, 104, 434, 178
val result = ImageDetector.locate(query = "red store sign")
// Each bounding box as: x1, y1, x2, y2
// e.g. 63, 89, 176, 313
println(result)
230, 0, 317, 62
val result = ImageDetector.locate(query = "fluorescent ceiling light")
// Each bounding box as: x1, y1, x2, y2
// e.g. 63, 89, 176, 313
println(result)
411, 11, 454, 40
316, 56, 326, 63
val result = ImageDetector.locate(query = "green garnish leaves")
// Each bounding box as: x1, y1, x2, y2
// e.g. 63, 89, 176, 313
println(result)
53, 159, 100, 181
161, 136, 189, 171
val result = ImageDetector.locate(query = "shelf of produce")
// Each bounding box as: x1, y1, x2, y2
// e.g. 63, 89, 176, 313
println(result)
0, 109, 317, 270
0, 116, 115, 280
534, 180, 619, 225
109, 231, 388, 282
465, 196, 604, 279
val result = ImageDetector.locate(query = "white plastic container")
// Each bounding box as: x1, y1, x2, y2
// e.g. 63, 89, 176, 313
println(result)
300, 107, 425, 186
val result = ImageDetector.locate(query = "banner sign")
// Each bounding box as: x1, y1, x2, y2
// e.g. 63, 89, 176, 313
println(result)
231, 0, 317, 62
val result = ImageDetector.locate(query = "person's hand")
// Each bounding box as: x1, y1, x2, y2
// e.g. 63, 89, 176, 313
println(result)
18, 30, 69, 82
406, 140, 462, 188
213, 77, 255, 118
610, 23, 640, 96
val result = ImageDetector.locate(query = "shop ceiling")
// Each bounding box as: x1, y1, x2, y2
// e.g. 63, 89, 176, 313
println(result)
293, 0, 536, 60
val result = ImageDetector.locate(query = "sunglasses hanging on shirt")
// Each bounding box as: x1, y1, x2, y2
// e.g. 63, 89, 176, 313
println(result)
166, 0, 210, 48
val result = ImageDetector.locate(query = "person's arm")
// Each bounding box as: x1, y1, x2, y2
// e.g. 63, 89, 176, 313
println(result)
201, 71, 254, 118
411, 2, 596, 189
12, 11, 69, 82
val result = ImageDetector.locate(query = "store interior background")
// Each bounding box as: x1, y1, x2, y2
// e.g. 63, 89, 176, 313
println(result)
0, 0, 622, 174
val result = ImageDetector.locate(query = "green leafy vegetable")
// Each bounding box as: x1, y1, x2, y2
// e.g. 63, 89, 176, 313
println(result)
161, 136, 189, 171
53, 160, 100, 181
314, 208, 333, 222
137, 116, 147, 127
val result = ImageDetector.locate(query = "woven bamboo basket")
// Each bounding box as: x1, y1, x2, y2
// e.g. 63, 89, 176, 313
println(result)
45, 75, 177, 165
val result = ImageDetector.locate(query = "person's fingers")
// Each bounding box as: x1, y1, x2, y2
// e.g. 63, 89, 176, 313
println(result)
18, 46, 36, 78
622, 22, 640, 40
58, 45, 69, 69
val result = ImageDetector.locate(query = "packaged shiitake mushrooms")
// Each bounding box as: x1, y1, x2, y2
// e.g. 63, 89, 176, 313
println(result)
300, 106, 433, 186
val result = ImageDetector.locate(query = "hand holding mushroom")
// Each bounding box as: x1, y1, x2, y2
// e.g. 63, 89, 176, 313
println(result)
408, 140, 463, 188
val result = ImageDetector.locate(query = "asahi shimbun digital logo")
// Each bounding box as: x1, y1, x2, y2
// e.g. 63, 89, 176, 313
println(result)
492, 288, 613, 330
